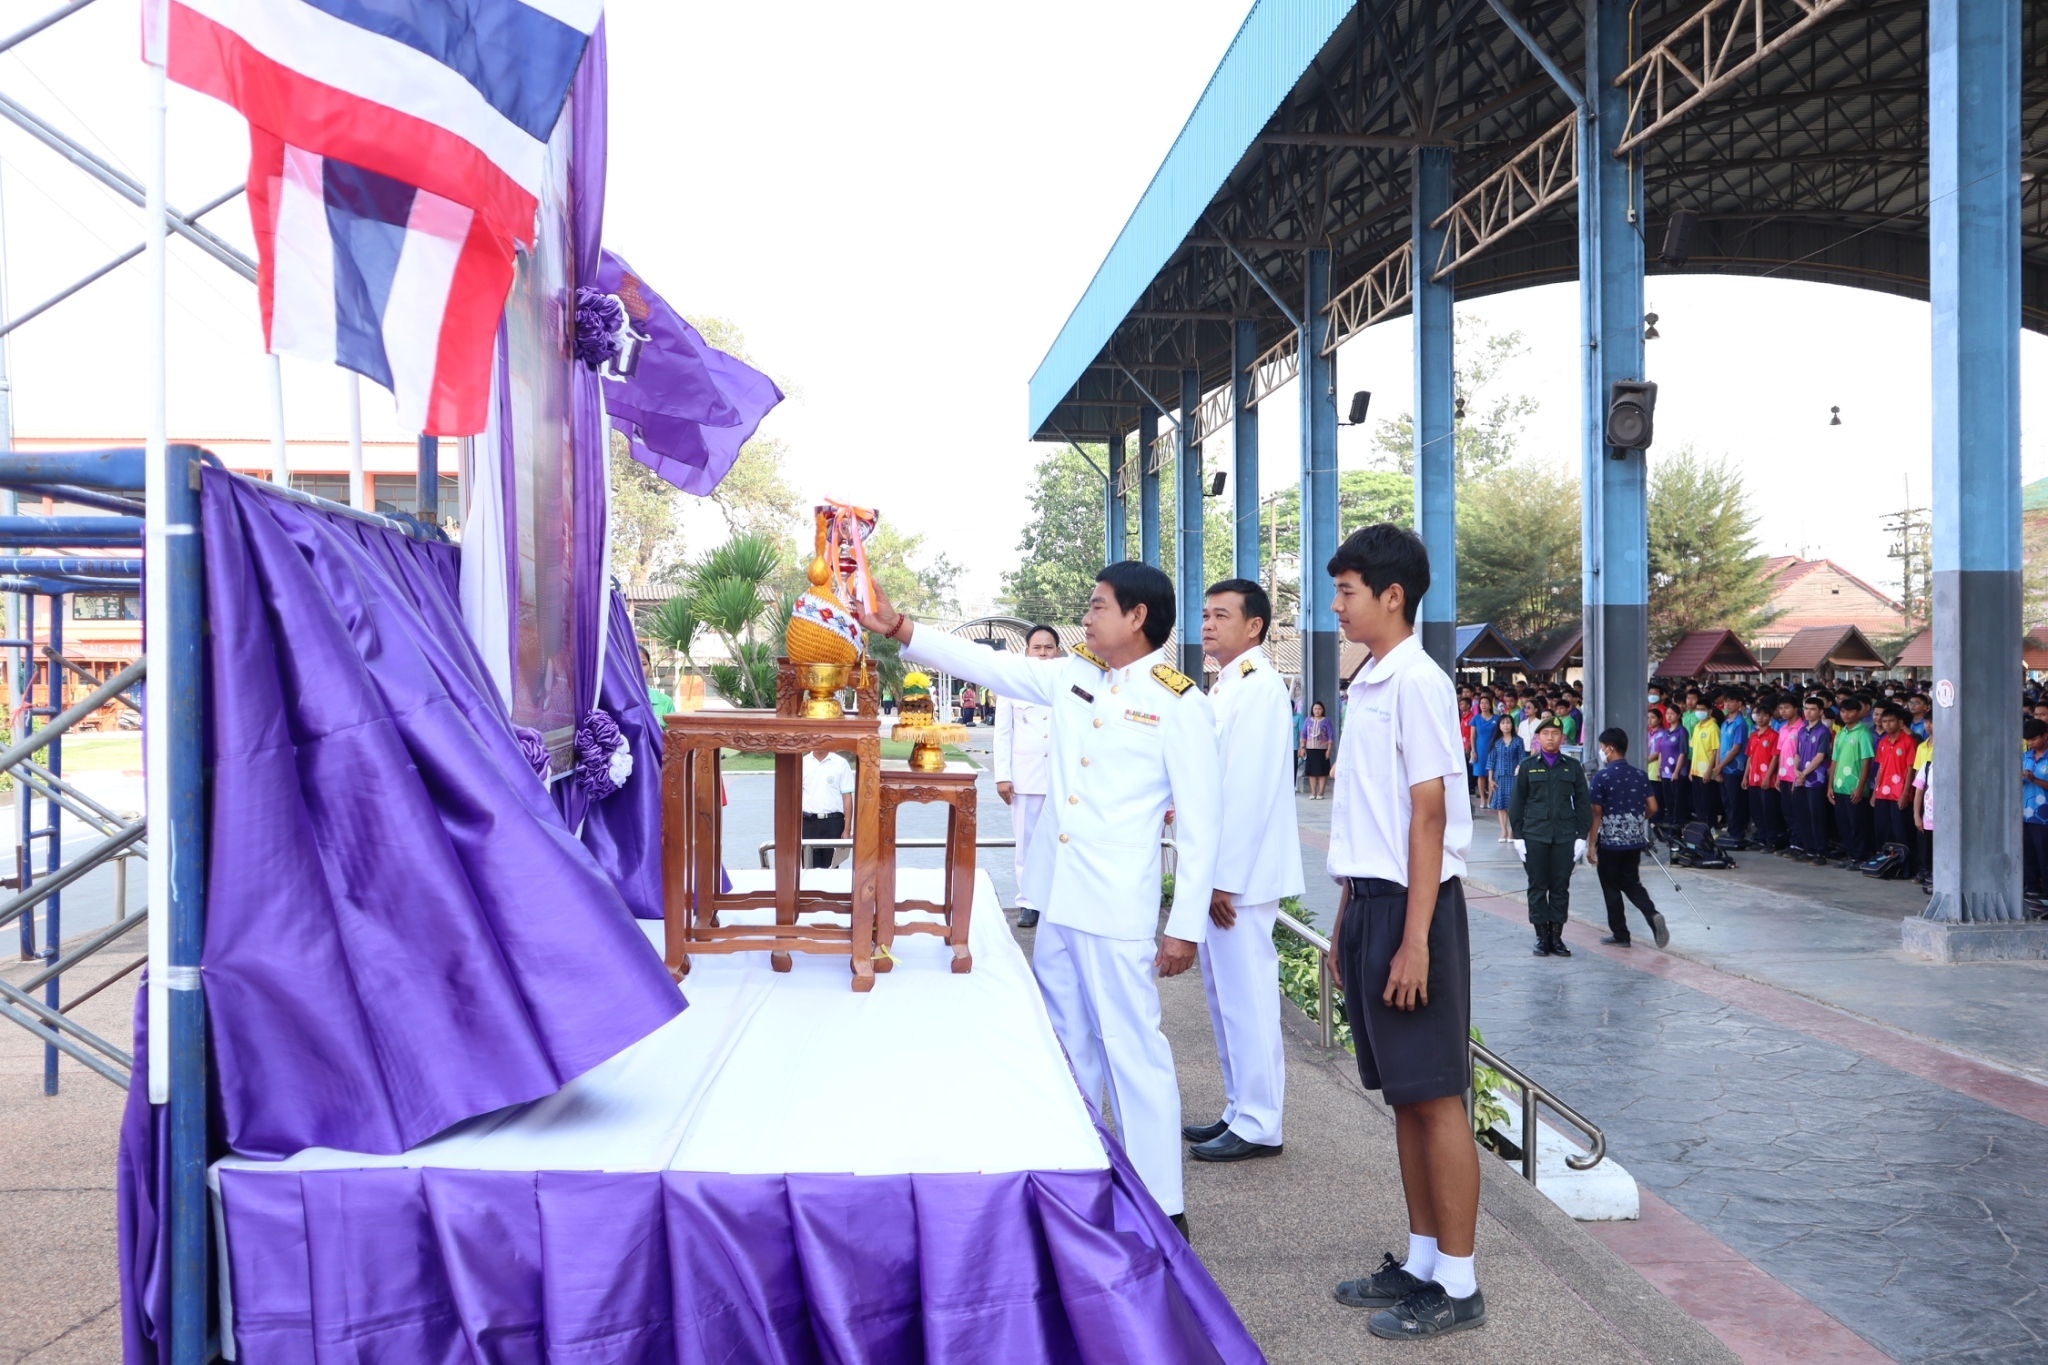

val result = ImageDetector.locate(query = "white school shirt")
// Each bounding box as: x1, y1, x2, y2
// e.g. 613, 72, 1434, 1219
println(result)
800, 751, 854, 817
903, 625, 1220, 943
992, 694, 1051, 796
1209, 646, 1306, 904
1325, 634, 1472, 886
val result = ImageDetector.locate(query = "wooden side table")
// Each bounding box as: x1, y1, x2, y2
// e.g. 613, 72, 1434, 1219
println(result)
661, 710, 881, 991
874, 759, 975, 974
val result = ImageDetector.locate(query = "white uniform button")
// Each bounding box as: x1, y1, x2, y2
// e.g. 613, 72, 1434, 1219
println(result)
1093, 719, 1102, 728
1059, 833, 1069, 843
1081, 757, 1090, 766
1068, 794, 1079, 805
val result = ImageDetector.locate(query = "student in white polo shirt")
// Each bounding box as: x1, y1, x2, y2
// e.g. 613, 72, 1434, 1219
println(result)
1322, 524, 1485, 1341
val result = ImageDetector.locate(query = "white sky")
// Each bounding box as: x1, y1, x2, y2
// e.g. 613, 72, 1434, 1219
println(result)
0, 0, 2039, 612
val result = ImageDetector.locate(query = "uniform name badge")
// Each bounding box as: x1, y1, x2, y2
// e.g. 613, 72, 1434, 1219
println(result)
1124, 708, 1160, 727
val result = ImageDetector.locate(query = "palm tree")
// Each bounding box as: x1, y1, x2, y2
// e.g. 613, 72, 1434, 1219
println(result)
648, 532, 784, 708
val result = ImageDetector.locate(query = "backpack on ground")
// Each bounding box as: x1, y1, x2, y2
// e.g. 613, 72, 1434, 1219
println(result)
1672, 821, 1734, 869
1860, 842, 1911, 880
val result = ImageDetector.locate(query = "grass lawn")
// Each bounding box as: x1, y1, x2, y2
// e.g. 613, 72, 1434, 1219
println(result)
720, 739, 977, 772
19, 731, 141, 773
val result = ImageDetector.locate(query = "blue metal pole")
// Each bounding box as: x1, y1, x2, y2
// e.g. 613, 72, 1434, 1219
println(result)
1232, 319, 1260, 581
1924, 0, 2022, 926
1581, 0, 1647, 769
42, 589, 60, 1093
417, 434, 439, 524
1301, 249, 1340, 722
163, 445, 209, 1364
1177, 368, 1205, 678
1139, 405, 1161, 567
1412, 147, 1458, 673
1105, 429, 1126, 564
14, 590, 29, 963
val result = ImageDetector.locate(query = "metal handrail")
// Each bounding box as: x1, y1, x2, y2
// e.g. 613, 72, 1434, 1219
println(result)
1271, 909, 1607, 1181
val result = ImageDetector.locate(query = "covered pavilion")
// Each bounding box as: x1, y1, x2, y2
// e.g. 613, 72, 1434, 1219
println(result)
1028, 0, 2041, 931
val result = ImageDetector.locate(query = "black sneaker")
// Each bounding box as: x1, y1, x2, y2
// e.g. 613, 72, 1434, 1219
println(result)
1334, 1253, 1427, 1309
1368, 1284, 1487, 1339
1648, 910, 1671, 949
1599, 934, 1632, 946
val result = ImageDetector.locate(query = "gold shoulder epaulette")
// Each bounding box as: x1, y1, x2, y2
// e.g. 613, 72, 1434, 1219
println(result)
1071, 643, 1109, 671
1238, 657, 1258, 677
1152, 663, 1195, 696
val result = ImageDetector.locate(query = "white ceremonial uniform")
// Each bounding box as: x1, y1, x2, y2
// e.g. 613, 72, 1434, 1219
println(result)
992, 693, 1052, 910
1199, 646, 1305, 1145
903, 626, 1220, 1216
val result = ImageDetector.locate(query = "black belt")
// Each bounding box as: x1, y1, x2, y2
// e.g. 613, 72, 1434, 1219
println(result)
1347, 876, 1407, 898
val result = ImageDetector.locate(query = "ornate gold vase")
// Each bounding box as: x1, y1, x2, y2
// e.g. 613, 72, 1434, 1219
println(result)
796, 663, 850, 719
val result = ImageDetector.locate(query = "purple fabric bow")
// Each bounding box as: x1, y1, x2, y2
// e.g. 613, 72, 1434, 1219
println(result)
573, 287, 625, 370
573, 708, 628, 800
596, 250, 784, 496
514, 727, 552, 780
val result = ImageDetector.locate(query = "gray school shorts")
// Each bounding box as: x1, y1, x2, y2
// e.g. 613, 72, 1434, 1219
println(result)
1338, 876, 1472, 1107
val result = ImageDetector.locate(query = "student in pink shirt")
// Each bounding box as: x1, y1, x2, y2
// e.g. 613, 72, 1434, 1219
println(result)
1774, 701, 1807, 856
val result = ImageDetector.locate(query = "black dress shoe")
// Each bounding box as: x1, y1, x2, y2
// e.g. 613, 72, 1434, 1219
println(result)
1531, 931, 1551, 957
1015, 907, 1040, 929
1190, 1129, 1283, 1162
1170, 1212, 1190, 1242
1547, 928, 1572, 958
1182, 1118, 1230, 1144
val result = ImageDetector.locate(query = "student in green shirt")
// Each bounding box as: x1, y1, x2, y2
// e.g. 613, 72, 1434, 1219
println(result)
1828, 694, 1877, 865
639, 645, 675, 717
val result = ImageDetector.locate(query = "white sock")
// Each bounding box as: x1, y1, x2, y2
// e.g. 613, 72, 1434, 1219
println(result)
1404, 1233, 1438, 1281
1434, 1252, 1477, 1299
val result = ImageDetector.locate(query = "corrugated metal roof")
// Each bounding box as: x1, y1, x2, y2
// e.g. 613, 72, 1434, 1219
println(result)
1025, 0, 1355, 438
1657, 629, 1762, 678
1765, 625, 1887, 673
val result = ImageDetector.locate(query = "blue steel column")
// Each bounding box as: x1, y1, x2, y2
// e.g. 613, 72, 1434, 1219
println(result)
14, 592, 30, 962
1232, 320, 1260, 581
1581, 0, 1647, 770
1105, 429, 1127, 564
417, 434, 439, 524
1301, 250, 1340, 722
1412, 147, 1458, 673
1139, 405, 1161, 567
1177, 367, 1205, 678
42, 592, 61, 1093
1925, 0, 2022, 924
164, 445, 208, 1365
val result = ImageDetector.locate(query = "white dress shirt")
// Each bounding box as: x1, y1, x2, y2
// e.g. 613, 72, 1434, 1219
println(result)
800, 751, 854, 817
1209, 646, 1306, 905
992, 694, 1051, 795
903, 627, 1220, 943
1325, 634, 1471, 886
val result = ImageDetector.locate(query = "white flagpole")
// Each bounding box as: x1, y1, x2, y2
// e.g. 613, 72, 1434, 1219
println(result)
267, 353, 287, 484
348, 372, 365, 509
142, 0, 170, 1104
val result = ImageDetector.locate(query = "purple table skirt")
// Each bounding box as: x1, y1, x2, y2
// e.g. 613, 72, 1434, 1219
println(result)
216, 1134, 1263, 1365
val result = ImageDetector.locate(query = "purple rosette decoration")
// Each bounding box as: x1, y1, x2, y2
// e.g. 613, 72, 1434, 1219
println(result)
574, 287, 626, 371
512, 726, 552, 781
573, 708, 633, 800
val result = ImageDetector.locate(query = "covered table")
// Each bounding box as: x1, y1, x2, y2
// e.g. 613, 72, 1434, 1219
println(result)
207, 870, 1263, 1363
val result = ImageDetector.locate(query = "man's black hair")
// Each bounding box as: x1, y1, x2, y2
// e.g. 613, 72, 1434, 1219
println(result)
1023, 623, 1061, 649
1598, 726, 1629, 755
1326, 523, 1431, 625
1095, 560, 1175, 647
2027, 717, 2048, 742
1205, 577, 1273, 642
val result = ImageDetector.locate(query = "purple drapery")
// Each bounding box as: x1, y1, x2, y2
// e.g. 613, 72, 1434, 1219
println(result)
563, 22, 610, 833
212, 1129, 1263, 1363
599, 249, 784, 495
580, 588, 665, 918
193, 470, 683, 1159
116, 982, 171, 1365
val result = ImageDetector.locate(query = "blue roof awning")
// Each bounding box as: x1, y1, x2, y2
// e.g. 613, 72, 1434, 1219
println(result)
1026, 0, 1356, 439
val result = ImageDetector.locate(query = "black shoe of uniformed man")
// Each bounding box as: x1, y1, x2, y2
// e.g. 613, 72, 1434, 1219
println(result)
1531, 928, 1551, 957
1547, 925, 1572, 958
1334, 1253, 1428, 1309
1367, 1284, 1487, 1339
1190, 1129, 1282, 1162
1015, 907, 1039, 929
1183, 1118, 1230, 1143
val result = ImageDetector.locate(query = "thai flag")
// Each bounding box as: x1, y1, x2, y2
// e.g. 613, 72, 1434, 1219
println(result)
165, 0, 600, 433
247, 133, 514, 435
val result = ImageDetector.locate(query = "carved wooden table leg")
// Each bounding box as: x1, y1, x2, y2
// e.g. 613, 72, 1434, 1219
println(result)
874, 785, 900, 972
771, 750, 799, 971
948, 791, 975, 974
849, 734, 881, 991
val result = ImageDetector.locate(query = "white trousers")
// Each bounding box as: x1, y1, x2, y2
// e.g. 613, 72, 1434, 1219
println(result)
1032, 921, 1183, 1216
1011, 792, 1045, 908
1197, 897, 1285, 1144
